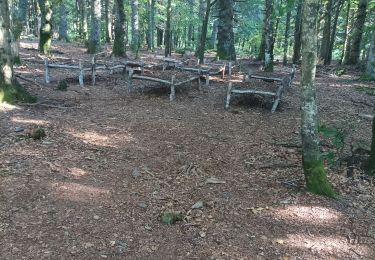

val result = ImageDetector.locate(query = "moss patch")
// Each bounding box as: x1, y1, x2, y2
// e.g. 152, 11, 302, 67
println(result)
0, 83, 37, 104
303, 160, 336, 198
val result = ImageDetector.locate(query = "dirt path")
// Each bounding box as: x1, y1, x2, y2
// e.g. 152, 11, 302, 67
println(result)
1, 41, 375, 259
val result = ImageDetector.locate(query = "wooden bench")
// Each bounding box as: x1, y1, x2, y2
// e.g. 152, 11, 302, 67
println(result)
225, 65, 295, 112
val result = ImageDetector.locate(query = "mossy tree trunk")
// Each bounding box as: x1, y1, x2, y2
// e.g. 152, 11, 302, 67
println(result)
88, 0, 101, 54
292, 0, 303, 64
264, 0, 274, 72
0, 0, 14, 86
38, 0, 53, 55
113, 0, 126, 56
216, 0, 236, 61
164, 0, 172, 57
301, 0, 335, 198
366, 31, 375, 80
343, 0, 368, 65
131, 0, 140, 56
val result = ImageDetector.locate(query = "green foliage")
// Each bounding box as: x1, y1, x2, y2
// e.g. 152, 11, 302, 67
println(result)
359, 74, 375, 82
0, 83, 36, 104
161, 210, 185, 225
27, 126, 46, 140
355, 85, 375, 95
319, 125, 346, 168
56, 79, 68, 91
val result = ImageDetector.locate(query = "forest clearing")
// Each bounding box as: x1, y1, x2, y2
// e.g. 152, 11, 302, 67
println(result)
1, 0, 375, 259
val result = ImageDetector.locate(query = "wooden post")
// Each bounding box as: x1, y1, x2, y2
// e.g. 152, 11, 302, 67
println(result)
222, 63, 226, 79
163, 62, 166, 71
225, 82, 233, 109
141, 60, 144, 75
128, 69, 134, 93
79, 60, 84, 87
44, 58, 50, 84
169, 75, 176, 101
198, 68, 202, 92
228, 61, 232, 78
205, 72, 210, 87
91, 55, 96, 86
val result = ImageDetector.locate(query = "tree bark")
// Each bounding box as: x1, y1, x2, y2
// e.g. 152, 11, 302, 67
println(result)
292, 0, 303, 64
164, 0, 172, 57
340, 0, 351, 64
113, 0, 126, 56
319, 0, 332, 65
326, 0, 344, 65
283, 9, 291, 65
59, 2, 69, 42
264, 0, 274, 72
104, 0, 113, 43
198, 0, 213, 64
216, 0, 236, 61
343, 0, 368, 65
301, 0, 335, 197
131, 0, 140, 55
0, 0, 14, 85
210, 19, 218, 49
88, 0, 101, 54
195, 0, 205, 55
148, 0, 155, 50
38, 0, 53, 54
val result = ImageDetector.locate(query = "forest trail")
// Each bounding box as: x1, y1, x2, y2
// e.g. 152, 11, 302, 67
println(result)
1, 41, 375, 259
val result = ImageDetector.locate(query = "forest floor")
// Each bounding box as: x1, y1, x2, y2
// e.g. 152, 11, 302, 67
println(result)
1, 40, 375, 259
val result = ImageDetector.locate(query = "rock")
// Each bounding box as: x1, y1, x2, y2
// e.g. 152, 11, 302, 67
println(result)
15, 127, 24, 133
206, 177, 226, 184
191, 201, 204, 209
260, 235, 268, 240
132, 168, 141, 178
93, 215, 100, 220
199, 231, 206, 238
138, 202, 147, 208
27, 127, 46, 140
145, 225, 152, 231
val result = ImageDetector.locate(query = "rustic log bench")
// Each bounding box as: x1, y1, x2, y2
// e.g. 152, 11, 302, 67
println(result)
225, 65, 295, 112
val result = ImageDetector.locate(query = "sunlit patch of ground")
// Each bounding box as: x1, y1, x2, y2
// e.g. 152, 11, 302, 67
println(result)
11, 116, 50, 126
51, 182, 111, 203
0, 103, 20, 112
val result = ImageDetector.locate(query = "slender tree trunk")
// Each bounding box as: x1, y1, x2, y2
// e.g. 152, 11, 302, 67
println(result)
366, 31, 375, 80
301, 0, 335, 197
264, 0, 274, 72
292, 0, 303, 64
88, 0, 101, 54
0, 0, 14, 85
283, 10, 291, 65
59, 3, 69, 42
147, 0, 155, 50
104, 0, 113, 43
164, 0, 172, 57
12, 0, 28, 63
340, 0, 351, 64
131, 0, 140, 55
195, 0, 205, 55
198, 0, 213, 64
258, 13, 266, 61
343, 0, 368, 65
38, 0, 53, 54
319, 0, 332, 64
327, 0, 344, 64
113, 0, 126, 56
210, 19, 218, 49
217, 0, 236, 61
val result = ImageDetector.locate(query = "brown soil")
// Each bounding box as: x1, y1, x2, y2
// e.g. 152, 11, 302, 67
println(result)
1, 40, 375, 259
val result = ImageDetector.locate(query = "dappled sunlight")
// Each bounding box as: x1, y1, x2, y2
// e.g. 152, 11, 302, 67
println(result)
66, 128, 135, 148
0, 103, 20, 112
11, 116, 49, 125
68, 167, 89, 178
272, 205, 342, 224
51, 182, 110, 203
280, 234, 371, 257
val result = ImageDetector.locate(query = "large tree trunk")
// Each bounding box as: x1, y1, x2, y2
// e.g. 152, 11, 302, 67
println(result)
59, 2, 69, 42
264, 0, 274, 72
367, 31, 375, 80
131, 0, 140, 55
300, 0, 335, 197
343, 0, 368, 65
104, 0, 113, 43
38, 0, 53, 54
164, 0, 172, 57
216, 0, 236, 61
283, 9, 291, 65
88, 0, 101, 54
113, 0, 126, 56
12, 0, 29, 63
195, 0, 205, 56
292, 0, 303, 64
319, 0, 332, 65
0, 0, 14, 85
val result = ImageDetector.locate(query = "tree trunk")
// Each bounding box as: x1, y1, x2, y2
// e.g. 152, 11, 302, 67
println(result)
210, 19, 218, 49
88, 0, 101, 54
148, 0, 155, 50
340, 0, 351, 64
343, 0, 368, 65
113, 0, 126, 56
12, 0, 28, 63
301, 0, 335, 197
198, 0, 213, 64
0, 0, 14, 85
319, 0, 332, 65
164, 0, 172, 57
258, 12, 266, 61
283, 9, 291, 65
195, 0, 205, 56
131, 0, 140, 55
38, 0, 53, 54
327, 0, 344, 65
216, 0, 236, 61
59, 2, 69, 42
104, 0, 113, 43
264, 0, 274, 72
366, 31, 375, 80
292, 0, 303, 64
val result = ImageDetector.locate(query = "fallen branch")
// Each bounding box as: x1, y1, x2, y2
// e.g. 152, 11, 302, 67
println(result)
16, 74, 47, 88
20, 102, 76, 109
